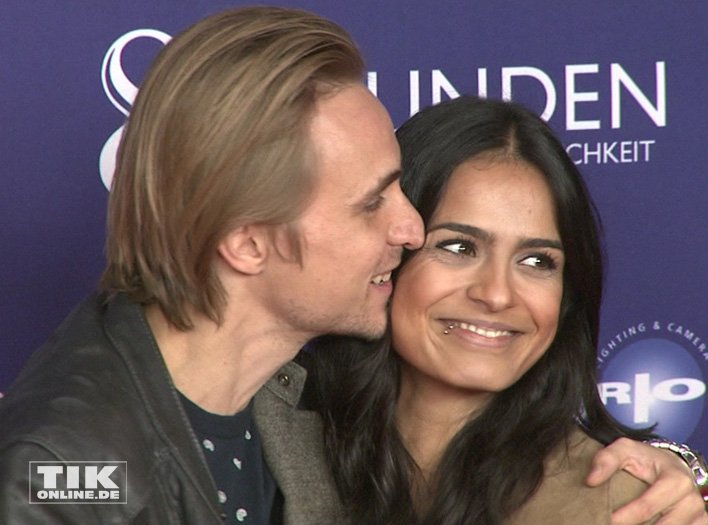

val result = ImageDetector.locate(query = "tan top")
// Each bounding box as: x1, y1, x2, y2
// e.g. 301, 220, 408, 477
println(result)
507, 429, 658, 524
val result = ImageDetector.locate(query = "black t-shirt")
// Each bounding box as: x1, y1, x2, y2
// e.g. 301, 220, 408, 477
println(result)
179, 392, 277, 524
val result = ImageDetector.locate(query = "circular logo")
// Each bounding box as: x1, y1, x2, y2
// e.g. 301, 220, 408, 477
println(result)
598, 337, 705, 442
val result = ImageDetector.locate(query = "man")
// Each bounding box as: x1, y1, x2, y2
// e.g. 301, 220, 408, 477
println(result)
0, 6, 704, 525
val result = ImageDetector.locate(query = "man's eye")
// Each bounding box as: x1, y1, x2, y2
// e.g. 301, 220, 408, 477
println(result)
364, 196, 384, 213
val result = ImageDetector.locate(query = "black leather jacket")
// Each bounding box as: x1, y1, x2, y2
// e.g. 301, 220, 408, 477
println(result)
0, 293, 224, 524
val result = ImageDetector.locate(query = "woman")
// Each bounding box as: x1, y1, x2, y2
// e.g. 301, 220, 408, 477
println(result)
311, 96, 669, 523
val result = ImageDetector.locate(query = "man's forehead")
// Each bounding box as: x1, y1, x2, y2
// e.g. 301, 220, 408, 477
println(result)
305, 85, 400, 200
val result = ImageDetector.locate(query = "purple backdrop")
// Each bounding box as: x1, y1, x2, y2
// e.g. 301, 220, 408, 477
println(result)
2, 1, 707, 449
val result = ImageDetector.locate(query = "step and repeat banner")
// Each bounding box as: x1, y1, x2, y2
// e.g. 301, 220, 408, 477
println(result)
2, 1, 707, 449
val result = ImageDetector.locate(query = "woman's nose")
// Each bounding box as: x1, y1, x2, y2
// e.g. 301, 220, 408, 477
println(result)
466, 260, 514, 312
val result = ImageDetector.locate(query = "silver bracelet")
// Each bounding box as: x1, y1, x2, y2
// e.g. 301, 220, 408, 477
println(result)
645, 438, 708, 503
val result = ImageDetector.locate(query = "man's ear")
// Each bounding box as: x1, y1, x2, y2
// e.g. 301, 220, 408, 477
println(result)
217, 224, 269, 275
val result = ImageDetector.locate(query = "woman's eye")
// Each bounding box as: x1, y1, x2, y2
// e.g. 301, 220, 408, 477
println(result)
519, 253, 557, 271
436, 239, 476, 256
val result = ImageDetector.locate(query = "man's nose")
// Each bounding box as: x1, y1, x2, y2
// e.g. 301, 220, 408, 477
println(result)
389, 185, 424, 250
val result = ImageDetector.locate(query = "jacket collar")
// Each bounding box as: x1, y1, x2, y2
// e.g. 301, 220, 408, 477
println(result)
102, 293, 221, 518
260, 360, 307, 408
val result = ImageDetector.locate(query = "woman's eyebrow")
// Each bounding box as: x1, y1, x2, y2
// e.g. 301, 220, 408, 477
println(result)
517, 237, 563, 251
428, 222, 563, 251
427, 222, 491, 242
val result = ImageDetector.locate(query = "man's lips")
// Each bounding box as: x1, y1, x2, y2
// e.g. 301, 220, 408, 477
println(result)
371, 271, 392, 285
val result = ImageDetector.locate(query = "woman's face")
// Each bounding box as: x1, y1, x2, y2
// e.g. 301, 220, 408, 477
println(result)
391, 157, 564, 401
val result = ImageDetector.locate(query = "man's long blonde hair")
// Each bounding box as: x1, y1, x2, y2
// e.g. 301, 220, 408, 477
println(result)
101, 6, 364, 329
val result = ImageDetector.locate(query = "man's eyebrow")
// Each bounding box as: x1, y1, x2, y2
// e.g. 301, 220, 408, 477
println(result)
427, 221, 563, 250
357, 169, 401, 205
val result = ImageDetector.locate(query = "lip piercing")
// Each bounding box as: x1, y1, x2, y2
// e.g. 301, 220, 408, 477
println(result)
443, 324, 454, 335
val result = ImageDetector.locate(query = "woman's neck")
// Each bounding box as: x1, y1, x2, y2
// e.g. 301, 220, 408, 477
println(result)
395, 361, 491, 482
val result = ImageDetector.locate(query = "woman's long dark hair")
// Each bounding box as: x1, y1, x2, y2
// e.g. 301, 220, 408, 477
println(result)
309, 96, 652, 524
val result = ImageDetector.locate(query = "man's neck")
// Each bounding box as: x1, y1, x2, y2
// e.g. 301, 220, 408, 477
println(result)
145, 303, 308, 415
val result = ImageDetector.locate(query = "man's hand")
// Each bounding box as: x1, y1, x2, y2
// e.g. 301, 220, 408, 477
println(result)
586, 437, 707, 524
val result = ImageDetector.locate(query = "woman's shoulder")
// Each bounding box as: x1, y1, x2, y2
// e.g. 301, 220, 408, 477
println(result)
558, 430, 654, 509
506, 429, 654, 524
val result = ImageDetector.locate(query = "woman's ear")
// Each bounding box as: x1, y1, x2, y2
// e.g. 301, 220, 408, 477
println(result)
217, 224, 269, 275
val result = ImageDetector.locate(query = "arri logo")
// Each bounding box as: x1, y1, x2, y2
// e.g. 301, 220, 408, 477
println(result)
598, 332, 706, 443
29, 461, 127, 504
99, 29, 171, 190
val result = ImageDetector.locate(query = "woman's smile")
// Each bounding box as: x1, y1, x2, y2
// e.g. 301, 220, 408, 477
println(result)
391, 156, 564, 399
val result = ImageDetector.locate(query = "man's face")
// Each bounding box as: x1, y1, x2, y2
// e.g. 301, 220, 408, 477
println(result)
264, 83, 423, 341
